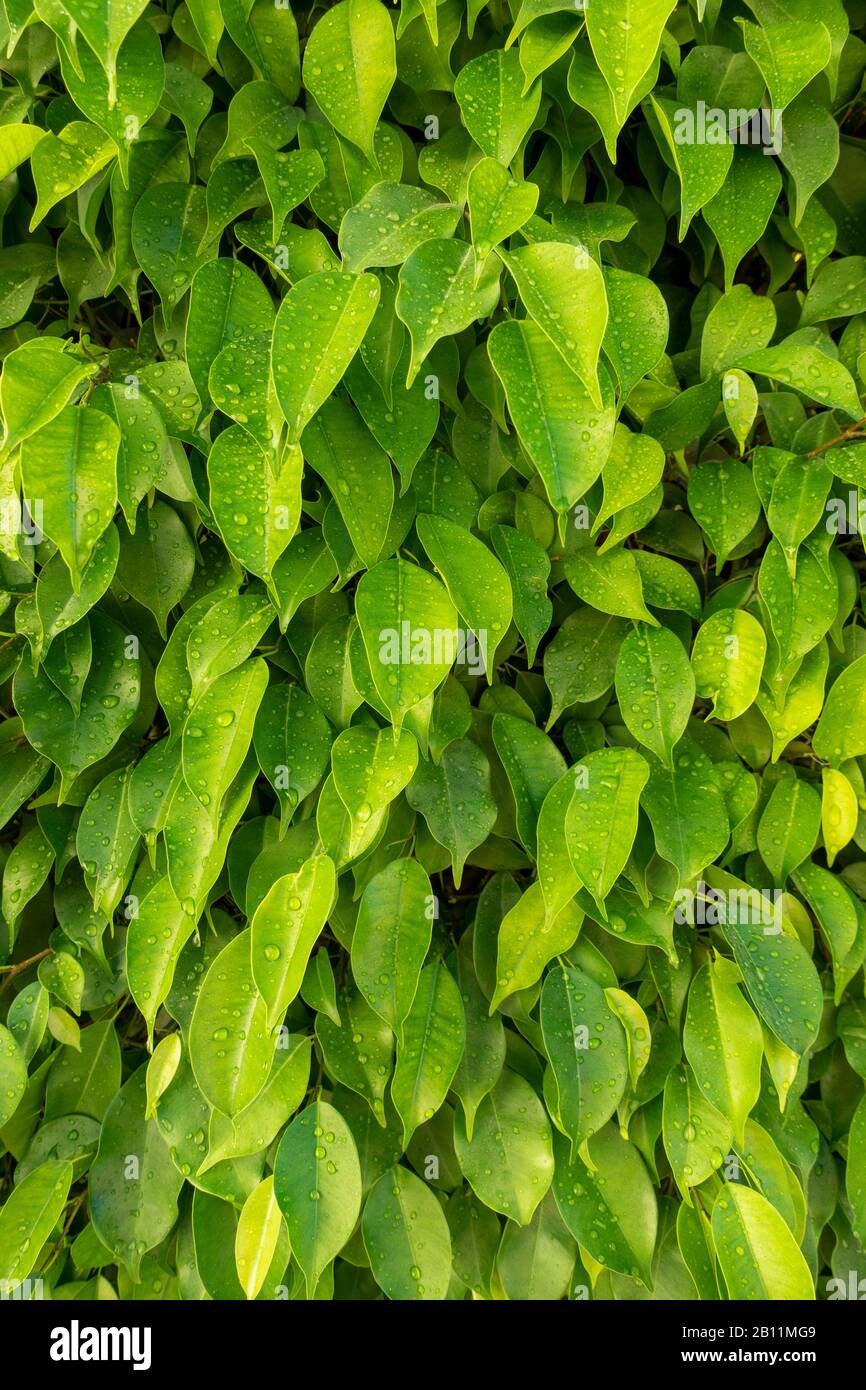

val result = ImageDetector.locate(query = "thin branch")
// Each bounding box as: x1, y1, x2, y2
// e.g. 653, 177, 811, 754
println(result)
0, 948, 51, 993
806, 414, 866, 458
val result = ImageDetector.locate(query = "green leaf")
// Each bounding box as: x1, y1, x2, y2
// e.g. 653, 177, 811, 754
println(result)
491, 712, 565, 854
821, 767, 858, 868
758, 537, 836, 677
552, 1125, 656, 1287
202, 1037, 312, 1172
144, 1033, 182, 1120
0, 338, 96, 453
813, 653, 866, 765
445, 1187, 499, 1297
302, 397, 394, 568
88, 386, 168, 531
0, 1023, 27, 1128
454, 1068, 554, 1226
209, 428, 302, 584
0, 245, 56, 325
767, 456, 832, 576
687, 459, 762, 570
615, 625, 694, 767
316, 985, 394, 1126
303, 0, 396, 163
494, 1191, 576, 1300
334, 722, 416, 829
467, 157, 538, 261
691, 609, 767, 721
397, 239, 501, 387
641, 739, 730, 886
246, 146, 325, 248
0, 1159, 73, 1288
541, 963, 629, 1156
20, 405, 118, 591
683, 960, 762, 1147
253, 683, 332, 832
269, 530, 339, 631
649, 95, 733, 238
351, 858, 432, 1036
801, 255, 866, 327
739, 20, 831, 111
210, 331, 280, 452
189, 930, 274, 1116
186, 257, 274, 409
596, 425, 665, 532
89, 1066, 183, 1280
0, 123, 46, 182
405, 738, 497, 887
492, 883, 583, 1010
235, 1176, 286, 1301
711, 1183, 815, 1299
250, 854, 336, 1029
735, 343, 861, 418
2, 823, 53, 941
662, 1065, 732, 1199
713, 868, 822, 1054
416, 513, 512, 673
454, 49, 541, 166
544, 610, 628, 727
60, 19, 165, 184
116, 502, 195, 637
131, 183, 209, 313
791, 860, 859, 1004
339, 182, 460, 275
59, 0, 149, 97
704, 148, 782, 291
45, 1018, 120, 1123
499, 241, 608, 407
489, 524, 551, 666
603, 267, 669, 401
587, 0, 675, 130
355, 557, 459, 734
847, 1094, 866, 1247
162, 61, 212, 155
488, 319, 616, 515
565, 747, 650, 915
14, 612, 141, 800
757, 776, 821, 885
272, 271, 381, 443
452, 931, 506, 1141
274, 1099, 362, 1296
700, 285, 776, 379
391, 959, 465, 1146
362, 1165, 452, 1300
183, 593, 273, 705
565, 547, 658, 625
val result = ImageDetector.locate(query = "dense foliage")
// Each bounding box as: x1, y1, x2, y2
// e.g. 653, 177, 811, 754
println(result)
0, 0, 865, 1304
